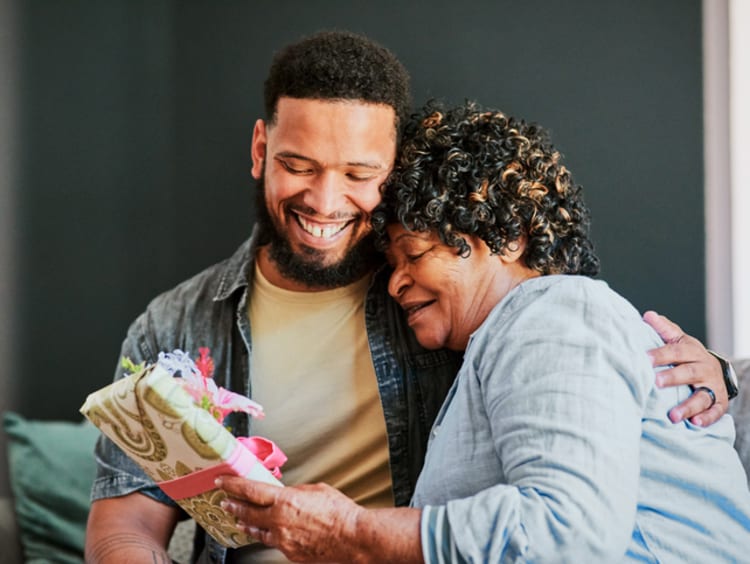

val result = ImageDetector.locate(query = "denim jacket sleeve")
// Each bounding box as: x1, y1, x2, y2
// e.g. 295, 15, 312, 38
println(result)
90, 311, 179, 507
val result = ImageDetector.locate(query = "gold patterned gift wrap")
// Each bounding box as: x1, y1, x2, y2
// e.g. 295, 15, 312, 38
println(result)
80, 364, 282, 547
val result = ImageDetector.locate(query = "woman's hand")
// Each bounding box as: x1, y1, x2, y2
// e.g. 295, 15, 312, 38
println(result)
216, 477, 423, 563
217, 477, 362, 562
643, 310, 728, 426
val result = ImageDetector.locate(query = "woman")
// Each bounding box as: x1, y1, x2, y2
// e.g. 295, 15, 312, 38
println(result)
218, 102, 750, 562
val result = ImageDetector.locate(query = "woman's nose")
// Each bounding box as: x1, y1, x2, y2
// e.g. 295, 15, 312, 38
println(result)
388, 266, 412, 299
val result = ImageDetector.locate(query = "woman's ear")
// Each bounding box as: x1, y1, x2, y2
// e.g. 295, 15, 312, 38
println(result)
250, 119, 267, 179
498, 237, 527, 264
466, 235, 526, 264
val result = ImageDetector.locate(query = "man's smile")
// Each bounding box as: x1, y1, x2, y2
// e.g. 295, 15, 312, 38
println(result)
295, 213, 354, 240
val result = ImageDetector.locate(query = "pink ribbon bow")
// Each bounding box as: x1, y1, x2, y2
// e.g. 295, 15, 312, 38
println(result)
158, 436, 287, 501
237, 436, 287, 479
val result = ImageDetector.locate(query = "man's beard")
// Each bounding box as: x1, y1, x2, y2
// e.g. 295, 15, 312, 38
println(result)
255, 177, 380, 289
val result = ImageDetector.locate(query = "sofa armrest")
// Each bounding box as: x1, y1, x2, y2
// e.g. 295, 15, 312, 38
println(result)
729, 359, 750, 483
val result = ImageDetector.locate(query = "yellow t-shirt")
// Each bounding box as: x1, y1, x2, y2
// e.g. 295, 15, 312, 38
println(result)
231, 264, 393, 563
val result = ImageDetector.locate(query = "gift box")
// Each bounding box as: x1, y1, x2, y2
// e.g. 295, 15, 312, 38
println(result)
80, 363, 282, 548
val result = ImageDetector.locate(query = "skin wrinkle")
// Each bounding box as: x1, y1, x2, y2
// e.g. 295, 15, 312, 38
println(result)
88, 532, 172, 564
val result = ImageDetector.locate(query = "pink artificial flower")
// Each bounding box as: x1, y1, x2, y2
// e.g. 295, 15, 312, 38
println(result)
213, 386, 265, 422
195, 347, 215, 378
175, 348, 264, 424
160, 347, 285, 478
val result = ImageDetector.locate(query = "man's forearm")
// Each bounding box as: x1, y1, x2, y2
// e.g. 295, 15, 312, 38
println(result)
85, 533, 172, 564
86, 496, 180, 564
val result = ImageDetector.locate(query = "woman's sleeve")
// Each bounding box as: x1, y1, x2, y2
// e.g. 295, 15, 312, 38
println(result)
420, 505, 469, 564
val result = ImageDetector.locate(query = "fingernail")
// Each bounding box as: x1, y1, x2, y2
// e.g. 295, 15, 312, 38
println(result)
655, 374, 664, 387
668, 409, 683, 423
220, 500, 233, 511
215, 478, 223, 487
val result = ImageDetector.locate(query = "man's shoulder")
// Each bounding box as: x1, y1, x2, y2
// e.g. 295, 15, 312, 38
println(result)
125, 237, 256, 353
149, 237, 253, 313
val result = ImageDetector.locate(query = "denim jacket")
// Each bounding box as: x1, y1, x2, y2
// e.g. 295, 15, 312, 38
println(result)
91, 226, 463, 563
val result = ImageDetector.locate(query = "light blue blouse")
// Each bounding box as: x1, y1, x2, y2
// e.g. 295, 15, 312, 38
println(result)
412, 275, 750, 563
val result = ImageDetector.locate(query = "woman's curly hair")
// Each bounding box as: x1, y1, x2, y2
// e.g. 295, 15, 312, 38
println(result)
372, 101, 600, 276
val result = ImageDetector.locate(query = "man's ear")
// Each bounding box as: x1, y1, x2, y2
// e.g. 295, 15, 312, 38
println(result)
250, 119, 267, 179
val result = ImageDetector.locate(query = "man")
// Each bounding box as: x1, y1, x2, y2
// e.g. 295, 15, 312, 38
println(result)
85, 30, 729, 564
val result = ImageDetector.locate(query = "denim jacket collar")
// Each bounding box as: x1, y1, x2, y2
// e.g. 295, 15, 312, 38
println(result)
214, 225, 261, 303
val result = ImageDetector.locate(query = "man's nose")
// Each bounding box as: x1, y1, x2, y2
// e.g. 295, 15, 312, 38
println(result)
305, 171, 344, 216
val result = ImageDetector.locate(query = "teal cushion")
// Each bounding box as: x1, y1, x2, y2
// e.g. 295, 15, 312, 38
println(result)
3, 411, 100, 564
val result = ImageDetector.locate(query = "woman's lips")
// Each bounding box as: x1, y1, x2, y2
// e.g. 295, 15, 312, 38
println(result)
402, 300, 436, 324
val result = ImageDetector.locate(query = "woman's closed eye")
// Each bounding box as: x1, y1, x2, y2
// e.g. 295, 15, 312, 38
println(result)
405, 244, 437, 263
406, 251, 427, 262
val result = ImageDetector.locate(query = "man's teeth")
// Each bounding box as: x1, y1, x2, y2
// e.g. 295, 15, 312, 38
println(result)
312, 225, 340, 238
297, 216, 347, 239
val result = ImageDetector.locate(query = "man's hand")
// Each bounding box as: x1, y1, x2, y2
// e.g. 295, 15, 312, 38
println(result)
643, 310, 728, 426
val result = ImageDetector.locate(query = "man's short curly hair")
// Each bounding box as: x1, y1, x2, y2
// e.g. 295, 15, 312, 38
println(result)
372, 101, 600, 276
264, 30, 411, 131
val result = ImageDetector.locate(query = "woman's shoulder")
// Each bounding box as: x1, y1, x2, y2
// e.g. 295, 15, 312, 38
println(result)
479, 275, 657, 348
467, 275, 662, 401
493, 274, 629, 316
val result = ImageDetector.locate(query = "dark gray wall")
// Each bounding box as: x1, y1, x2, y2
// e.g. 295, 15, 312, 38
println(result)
15, 0, 704, 421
